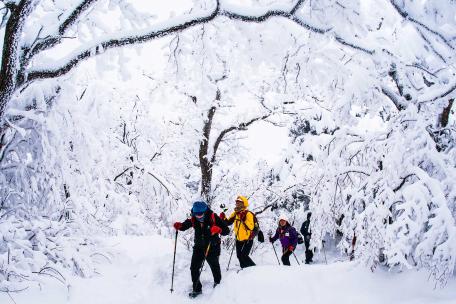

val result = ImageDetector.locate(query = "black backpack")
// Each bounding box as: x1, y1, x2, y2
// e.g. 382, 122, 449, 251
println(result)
247, 211, 264, 243
297, 232, 304, 244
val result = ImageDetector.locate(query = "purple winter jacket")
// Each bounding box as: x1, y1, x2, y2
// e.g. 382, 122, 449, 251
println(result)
271, 224, 298, 249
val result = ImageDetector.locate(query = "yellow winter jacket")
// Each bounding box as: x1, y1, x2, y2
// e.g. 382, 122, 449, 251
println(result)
227, 196, 254, 241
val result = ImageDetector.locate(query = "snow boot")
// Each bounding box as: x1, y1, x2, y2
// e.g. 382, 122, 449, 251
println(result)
188, 290, 202, 298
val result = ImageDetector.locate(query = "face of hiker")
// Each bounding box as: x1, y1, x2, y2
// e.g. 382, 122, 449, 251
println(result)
279, 219, 287, 227
235, 200, 244, 212
194, 212, 205, 222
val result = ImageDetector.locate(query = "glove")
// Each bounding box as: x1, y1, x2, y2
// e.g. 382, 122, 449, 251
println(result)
288, 245, 294, 252
210, 226, 222, 235
173, 222, 182, 230
219, 212, 226, 220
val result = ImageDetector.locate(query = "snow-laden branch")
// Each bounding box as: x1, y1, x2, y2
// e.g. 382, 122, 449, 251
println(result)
23, 0, 98, 65
381, 86, 406, 111
389, 0, 454, 51
26, 3, 221, 82
211, 112, 272, 164
418, 82, 456, 104
25, 0, 376, 84
59, 0, 98, 35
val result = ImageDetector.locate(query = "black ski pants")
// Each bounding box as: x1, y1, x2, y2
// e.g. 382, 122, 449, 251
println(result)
190, 243, 221, 292
236, 239, 256, 268
304, 239, 313, 263
281, 249, 293, 266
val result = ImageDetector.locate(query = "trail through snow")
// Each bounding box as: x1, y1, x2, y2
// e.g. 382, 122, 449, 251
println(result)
2, 235, 456, 304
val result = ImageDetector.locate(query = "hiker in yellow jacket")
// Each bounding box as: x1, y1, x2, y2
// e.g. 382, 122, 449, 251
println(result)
220, 195, 256, 268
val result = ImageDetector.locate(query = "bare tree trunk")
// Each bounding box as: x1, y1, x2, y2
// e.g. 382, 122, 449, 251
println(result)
439, 99, 454, 128
0, 1, 36, 121
199, 91, 219, 206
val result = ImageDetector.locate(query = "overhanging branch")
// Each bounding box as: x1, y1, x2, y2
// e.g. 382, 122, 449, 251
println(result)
389, 0, 454, 50
393, 174, 416, 192
381, 86, 406, 111
25, 0, 375, 84
22, 0, 99, 69
211, 112, 272, 164
26, 5, 221, 82
59, 0, 98, 35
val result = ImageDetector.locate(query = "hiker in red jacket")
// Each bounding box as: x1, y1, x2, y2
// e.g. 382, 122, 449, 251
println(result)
173, 201, 229, 298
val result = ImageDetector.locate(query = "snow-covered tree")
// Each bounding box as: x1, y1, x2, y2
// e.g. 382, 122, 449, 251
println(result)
1, 0, 456, 290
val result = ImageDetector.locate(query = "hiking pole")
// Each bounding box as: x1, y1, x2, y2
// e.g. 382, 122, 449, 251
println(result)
271, 242, 280, 265
198, 243, 211, 276
226, 219, 241, 271
170, 230, 178, 293
219, 203, 236, 271
268, 230, 280, 265
226, 241, 236, 271
292, 252, 300, 265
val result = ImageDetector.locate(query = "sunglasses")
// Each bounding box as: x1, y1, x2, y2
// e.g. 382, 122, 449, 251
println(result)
193, 212, 205, 217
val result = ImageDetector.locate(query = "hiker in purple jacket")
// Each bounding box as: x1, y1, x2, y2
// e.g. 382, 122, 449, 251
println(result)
269, 214, 298, 266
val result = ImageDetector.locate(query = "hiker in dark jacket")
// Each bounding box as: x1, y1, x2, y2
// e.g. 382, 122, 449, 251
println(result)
173, 201, 229, 297
269, 214, 298, 266
300, 212, 313, 264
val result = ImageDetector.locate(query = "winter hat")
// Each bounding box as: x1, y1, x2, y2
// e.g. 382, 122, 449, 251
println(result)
278, 214, 289, 223
236, 195, 249, 208
192, 201, 208, 214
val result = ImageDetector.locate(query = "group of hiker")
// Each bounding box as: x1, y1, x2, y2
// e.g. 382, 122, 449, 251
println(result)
172, 195, 313, 298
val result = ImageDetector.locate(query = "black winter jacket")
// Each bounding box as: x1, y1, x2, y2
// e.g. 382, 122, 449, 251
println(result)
179, 209, 229, 249
300, 219, 311, 240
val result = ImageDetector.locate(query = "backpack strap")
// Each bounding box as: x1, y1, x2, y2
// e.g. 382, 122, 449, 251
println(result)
246, 211, 257, 230
211, 212, 216, 227
240, 211, 258, 241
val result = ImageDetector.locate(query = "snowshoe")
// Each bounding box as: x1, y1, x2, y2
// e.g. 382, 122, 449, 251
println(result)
188, 291, 202, 298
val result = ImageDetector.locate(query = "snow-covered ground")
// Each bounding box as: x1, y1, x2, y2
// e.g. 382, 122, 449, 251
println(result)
2, 235, 456, 304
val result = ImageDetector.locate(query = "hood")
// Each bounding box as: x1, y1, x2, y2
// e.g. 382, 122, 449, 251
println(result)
236, 195, 249, 208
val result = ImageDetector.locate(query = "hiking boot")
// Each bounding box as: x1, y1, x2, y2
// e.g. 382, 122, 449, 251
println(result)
188, 290, 202, 298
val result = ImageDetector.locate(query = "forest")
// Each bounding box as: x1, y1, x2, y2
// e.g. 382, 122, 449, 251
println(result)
0, 0, 455, 303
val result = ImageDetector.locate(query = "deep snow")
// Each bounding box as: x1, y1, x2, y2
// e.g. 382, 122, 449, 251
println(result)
2, 235, 456, 304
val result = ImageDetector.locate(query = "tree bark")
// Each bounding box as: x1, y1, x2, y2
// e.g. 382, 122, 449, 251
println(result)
439, 99, 454, 128
199, 102, 217, 206
0, 0, 36, 121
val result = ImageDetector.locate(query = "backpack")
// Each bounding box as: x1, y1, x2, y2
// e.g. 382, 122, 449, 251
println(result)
246, 211, 264, 243
297, 232, 304, 245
